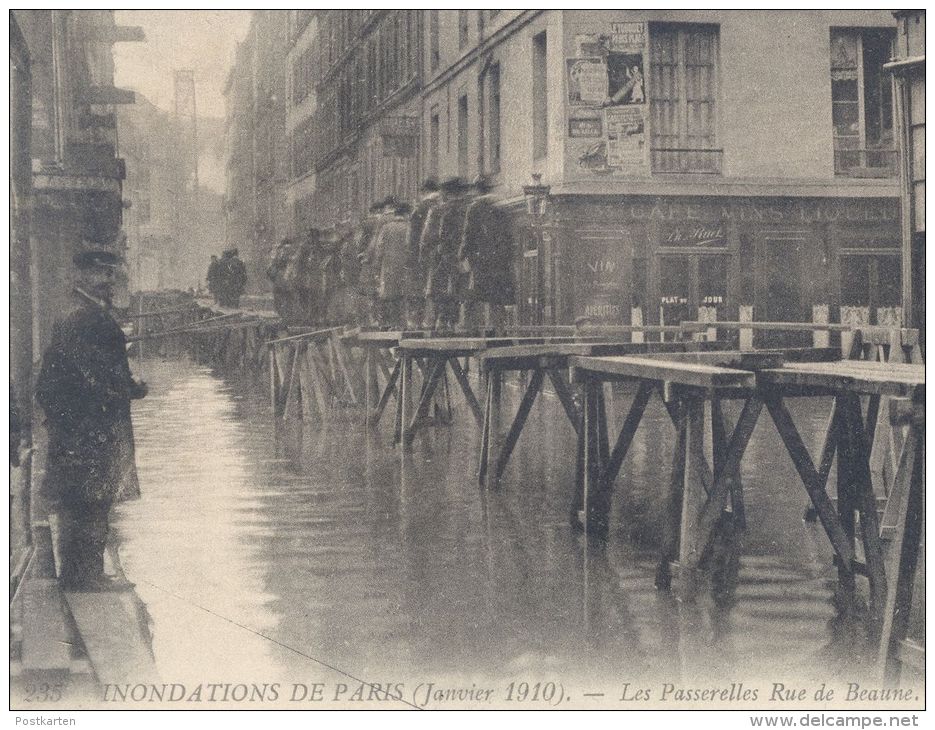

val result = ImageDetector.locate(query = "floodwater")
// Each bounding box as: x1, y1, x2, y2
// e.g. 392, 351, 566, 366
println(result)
109, 357, 923, 709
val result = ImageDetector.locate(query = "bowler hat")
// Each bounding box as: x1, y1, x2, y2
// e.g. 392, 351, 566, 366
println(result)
440, 176, 468, 193
420, 177, 440, 192
472, 175, 493, 193
73, 250, 120, 269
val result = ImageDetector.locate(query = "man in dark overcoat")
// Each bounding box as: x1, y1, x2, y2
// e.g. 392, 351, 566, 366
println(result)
207, 254, 221, 303
354, 200, 391, 327
422, 177, 472, 330
407, 178, 439, 328
218, 249, 247, 308
459, 176, 517, 329
36, 250, 148, 591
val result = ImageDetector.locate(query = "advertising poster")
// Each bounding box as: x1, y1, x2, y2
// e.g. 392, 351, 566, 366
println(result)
608, 21, 645, 52
604, 105, 646, 171
567, 22, 648, 175
568, 111, 603, 138
566, 58, 608, 106
605, 53, 645, 106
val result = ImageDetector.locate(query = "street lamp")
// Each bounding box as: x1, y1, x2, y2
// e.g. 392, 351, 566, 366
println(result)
522, 173, 552, 324
522, 172, 550, 218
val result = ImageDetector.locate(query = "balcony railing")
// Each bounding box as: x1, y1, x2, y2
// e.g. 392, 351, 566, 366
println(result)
651, 147, 723, 174
834, 148, 898, 177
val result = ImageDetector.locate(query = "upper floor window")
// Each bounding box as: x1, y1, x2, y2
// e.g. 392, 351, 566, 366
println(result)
430, 10, 440, 70
532, 31, 548, 160
459, 10, 470, 49
458, 93, 469, 178
292, 45, 315, 107
488, 64, 501, 173
830, 28, 896, 177
649, 24, 720, 174
429, 105, 440, 180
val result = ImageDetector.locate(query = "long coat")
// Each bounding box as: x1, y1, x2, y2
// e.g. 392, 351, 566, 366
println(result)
408, 194, 439, 297
374, 217, 410, 300
355, 215, 384, 296
421, 196, 472, 298
36, 299, 146, 508
459, 194, 517, 305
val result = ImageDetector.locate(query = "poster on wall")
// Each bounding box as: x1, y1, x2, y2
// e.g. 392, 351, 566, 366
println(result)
567, 22, 648, 176
605, 53, 644, 106
568, 110, 603, 138
604, 106, 646, 170
566, 58, 608, 106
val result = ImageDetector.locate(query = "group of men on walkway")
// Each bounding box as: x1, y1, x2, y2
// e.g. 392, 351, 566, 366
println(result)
267, 175, 516, 330
206, 248, 247, 308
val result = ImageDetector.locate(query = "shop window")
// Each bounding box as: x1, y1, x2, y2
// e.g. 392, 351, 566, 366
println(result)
488, 63, 501, 173
458, 94, 469, 178
659, 252, 730, 325
699, 254, 728, 307
830, 28, 896, 176
532, 31, 548, 160
840, 254, 901, 308
649, 24, 720, 173
659, 254, 692, 326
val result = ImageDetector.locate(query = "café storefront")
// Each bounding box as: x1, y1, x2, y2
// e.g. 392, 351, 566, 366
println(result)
522, 195, 902, 336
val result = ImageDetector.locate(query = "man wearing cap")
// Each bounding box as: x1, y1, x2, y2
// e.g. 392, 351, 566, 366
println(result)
36, 249, 148, 591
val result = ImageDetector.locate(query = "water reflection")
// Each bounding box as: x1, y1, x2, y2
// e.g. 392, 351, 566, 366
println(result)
113, 358, 899, 702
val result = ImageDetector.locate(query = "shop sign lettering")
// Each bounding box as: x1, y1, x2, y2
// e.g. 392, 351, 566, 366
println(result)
587, 259, 617, 274
577, 199, 898, 224
663, 224, 727, 248
569, 115, 603, 138
584, 303, 622, 319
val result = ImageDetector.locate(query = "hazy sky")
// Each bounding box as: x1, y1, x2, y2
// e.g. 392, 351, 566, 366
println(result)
113, 10, 252, 119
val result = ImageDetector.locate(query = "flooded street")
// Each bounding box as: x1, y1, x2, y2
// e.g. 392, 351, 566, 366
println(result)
112, 357, 918, 708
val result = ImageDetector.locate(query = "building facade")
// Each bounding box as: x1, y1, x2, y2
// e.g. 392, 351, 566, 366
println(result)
887, 10, 925, 344
226, 10, 908, 332
223, 10, 290, 295
9, 9, 142, 583
118, 95, 182, 291
423, 10, 903, 331
304, 10, 424, 229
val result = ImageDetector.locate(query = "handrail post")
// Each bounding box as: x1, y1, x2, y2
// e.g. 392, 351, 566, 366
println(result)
738, 306, 754, 350
812, 305, 830, 348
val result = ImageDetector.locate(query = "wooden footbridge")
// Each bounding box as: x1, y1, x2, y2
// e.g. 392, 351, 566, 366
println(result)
125, 308, 925, 682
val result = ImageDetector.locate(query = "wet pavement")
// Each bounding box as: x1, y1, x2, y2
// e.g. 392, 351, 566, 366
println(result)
107, 357, 923, 709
